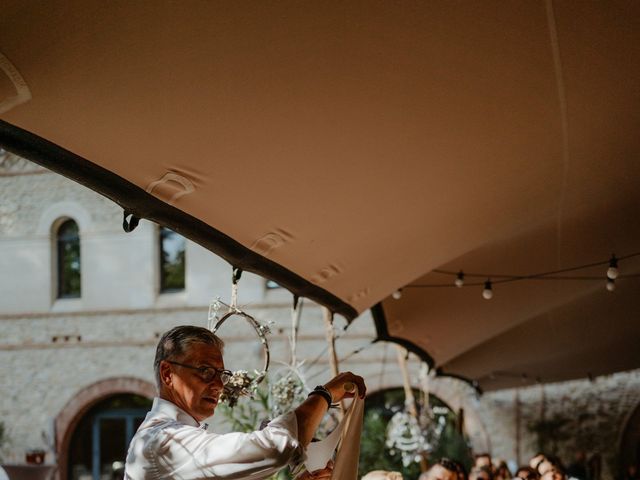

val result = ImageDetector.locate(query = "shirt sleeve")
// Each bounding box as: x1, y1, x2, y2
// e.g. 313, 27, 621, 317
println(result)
151, 411, 305, 480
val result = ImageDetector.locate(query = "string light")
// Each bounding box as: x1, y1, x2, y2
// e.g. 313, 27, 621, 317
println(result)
387, 252, 640, 302
607, 254, 619, 280
482, 280, 493, 300
407, 251, 640, 288
606, 278, 616, 292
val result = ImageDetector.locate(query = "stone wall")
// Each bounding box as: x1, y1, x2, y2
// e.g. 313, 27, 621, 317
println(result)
479, 370, 640, 479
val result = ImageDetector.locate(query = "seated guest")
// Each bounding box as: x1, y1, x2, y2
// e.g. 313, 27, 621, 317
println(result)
530, 454, 547, 474
495, 461, 512, 480
515, 466, 539, 480
419, 459, 460, 480
449, 459, 468, 480
470, 466, 494, 480
539, 457, 566, 480
361, 471, 403, 480
566, 452, 587, 480
475, 454, 493, 470
623, 465, 639, 480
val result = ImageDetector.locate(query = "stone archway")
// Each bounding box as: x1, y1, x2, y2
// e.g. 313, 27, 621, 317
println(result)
55, 377, 155, 480
365, 374, 490, 455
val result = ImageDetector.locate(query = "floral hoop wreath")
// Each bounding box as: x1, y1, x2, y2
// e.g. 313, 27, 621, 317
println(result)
208, 290, 272, 407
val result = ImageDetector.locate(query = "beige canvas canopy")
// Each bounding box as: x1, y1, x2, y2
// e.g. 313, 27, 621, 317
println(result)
2, 1, 639, 391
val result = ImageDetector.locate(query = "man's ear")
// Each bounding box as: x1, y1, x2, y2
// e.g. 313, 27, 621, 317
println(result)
159, 361, 173, 387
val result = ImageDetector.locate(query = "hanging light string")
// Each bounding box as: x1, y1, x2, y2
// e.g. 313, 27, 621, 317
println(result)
405, 251, 640, 288
304, 337, 377, 381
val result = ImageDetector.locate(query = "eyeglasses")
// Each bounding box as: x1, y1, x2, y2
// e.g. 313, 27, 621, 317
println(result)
166, 360, 233, 384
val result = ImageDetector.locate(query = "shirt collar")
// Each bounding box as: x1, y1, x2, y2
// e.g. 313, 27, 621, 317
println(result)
152, 397, 200, 427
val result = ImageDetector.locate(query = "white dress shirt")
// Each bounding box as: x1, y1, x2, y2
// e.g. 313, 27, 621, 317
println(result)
125, 397, 304, 480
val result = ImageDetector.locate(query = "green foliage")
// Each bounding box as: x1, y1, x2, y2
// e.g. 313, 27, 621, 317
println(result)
162, 249, 185, 290
216, 384, 472, 479
359, 388, 472, 476
217, 386, 271, 432
359, 409, 423, 479
429, 416, 473, 471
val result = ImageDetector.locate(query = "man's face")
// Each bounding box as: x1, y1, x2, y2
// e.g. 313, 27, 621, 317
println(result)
161, 342, 225, 422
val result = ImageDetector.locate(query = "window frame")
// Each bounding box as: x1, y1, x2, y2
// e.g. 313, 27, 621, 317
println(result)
158, 226, 186, 293
56, 218, 81, 299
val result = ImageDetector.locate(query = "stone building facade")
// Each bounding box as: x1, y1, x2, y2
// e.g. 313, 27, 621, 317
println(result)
1, 151, 638, 480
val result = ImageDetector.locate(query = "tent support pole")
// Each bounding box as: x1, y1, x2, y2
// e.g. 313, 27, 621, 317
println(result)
323, 307, 345, 418
395, 345, 428, 472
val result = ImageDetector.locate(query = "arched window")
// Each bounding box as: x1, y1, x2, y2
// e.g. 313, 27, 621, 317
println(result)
159, 227, 185, 292
57, 219, 81, 298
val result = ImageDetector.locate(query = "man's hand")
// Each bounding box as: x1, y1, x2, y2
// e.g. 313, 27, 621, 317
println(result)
324, 371, 366, 403
297, 460, 334, 479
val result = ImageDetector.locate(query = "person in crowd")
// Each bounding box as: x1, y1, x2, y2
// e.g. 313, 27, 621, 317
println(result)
530, 454, 547, 475
566, 451, 588, 480
124, 325, 366, 480
539, 457, 567, 480
360, 471, 403, 480
514, 466, 539, 480
531, 455, 555, 478
451, 460, 468, 480
495, 461, 512, 480
418, 458, 460, 480
587, 454, 601, 480
470, 466, 494, 480
475, 454, 493, 470
623, 464, 639, 480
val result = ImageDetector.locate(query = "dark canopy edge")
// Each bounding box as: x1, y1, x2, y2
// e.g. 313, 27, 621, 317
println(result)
371, 302, 482, 394
0, 119, 358, 321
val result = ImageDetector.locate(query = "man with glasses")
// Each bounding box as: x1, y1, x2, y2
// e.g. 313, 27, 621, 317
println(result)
124, 325, 366, 480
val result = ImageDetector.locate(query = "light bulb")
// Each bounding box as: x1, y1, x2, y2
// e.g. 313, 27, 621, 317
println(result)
392, 289, 402, 300
607, 254, 619, 279
482, 280, 493, 300
606, 278, 616, 292
454, 271, 464, 288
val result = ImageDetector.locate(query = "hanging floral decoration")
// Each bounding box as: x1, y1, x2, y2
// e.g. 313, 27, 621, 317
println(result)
385, 361, 448, 467
208, 295, 272, 408
385, 409, 432, 467
269, 367, 307, 417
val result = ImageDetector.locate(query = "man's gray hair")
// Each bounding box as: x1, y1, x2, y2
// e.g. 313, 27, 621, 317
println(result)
154, 325, 224, 388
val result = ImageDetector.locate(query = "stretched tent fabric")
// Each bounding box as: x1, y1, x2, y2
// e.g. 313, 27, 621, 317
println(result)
1, 1, 639, 390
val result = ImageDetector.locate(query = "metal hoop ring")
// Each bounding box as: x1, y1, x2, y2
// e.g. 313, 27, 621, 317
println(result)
212, 310, 270, 385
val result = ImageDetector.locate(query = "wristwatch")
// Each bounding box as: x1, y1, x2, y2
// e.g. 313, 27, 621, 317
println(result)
308, 385, 333, 409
